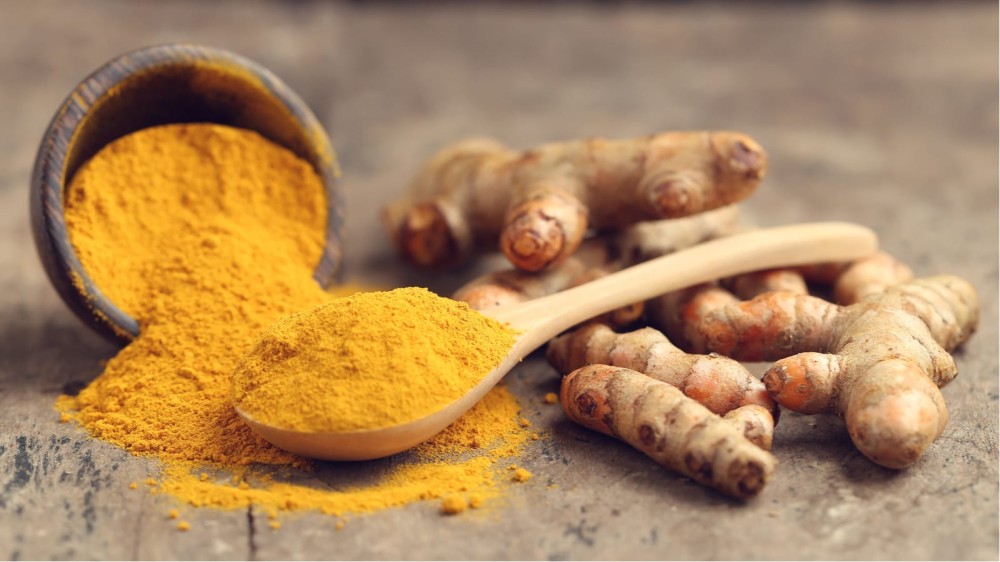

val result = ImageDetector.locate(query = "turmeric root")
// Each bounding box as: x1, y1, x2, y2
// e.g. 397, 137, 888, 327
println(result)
566, 267, 646, 328
547, 323, 778, 419
650, 275, 979, 469
646, 283, 733, 352
722, 269, 808, 299
613, 204, 743, 265
453, 247, 596, 311
797, 251, 913, 305
561, 364, 776, 498
723, 404, 775, 451
619, 208, 804, 302
454, 205, 742, 323
452, 239, 643, 327
454, 239, 606, 304
383, 133, 766, 271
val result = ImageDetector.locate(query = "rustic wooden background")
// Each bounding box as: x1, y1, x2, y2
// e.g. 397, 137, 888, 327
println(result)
1, 1, 997, 560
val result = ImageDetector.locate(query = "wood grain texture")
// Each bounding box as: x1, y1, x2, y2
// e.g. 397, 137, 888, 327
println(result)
1, 1, 997, 560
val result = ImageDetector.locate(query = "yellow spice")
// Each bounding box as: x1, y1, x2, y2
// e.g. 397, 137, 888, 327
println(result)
468, 494, 484, 509
440, 494, 467, 515
58, 123, 534, 517
233, 288, 517, 432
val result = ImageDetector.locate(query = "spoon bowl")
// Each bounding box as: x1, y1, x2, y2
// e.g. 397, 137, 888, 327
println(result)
239, 221, 879, 460
30, 43, 344, 343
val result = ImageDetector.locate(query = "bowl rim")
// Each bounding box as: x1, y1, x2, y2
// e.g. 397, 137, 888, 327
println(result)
29, 43, 344, 344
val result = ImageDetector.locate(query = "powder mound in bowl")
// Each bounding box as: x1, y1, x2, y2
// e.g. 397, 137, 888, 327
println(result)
232, 287, 518, 432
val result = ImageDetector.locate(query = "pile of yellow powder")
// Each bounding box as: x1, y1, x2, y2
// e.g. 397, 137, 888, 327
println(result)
233, 287, 517, 432
57, 123, 533, 517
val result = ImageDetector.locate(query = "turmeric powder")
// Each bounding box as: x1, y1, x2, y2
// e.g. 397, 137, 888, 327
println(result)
232, 287, 517, 432
440, 495, 467, 515
511, 467, 533, 482
58, 123, 534, 517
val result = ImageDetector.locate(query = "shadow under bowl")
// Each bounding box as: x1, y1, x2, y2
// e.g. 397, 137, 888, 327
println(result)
30, 43, 345, 345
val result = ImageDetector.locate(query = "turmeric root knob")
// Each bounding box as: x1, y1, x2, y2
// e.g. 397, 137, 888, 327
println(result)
397, 202, 461, 268
844, 360, 949, 469
723, 404, 776, 451
561, 365, 776, 498
640, 133, 767, 219
501, 189, 588, 271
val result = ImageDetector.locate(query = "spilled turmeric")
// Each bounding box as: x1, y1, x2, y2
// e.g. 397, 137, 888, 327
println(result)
62, 123, 321, 468
440, 494, 467, 515
232, 287, 517, 432
58, 123, 534, 517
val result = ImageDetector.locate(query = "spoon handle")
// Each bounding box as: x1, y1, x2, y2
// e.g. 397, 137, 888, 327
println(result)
491, 222, 878, 338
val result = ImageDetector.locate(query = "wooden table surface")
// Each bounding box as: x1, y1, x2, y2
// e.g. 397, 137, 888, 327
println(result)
1, 1, 997, 560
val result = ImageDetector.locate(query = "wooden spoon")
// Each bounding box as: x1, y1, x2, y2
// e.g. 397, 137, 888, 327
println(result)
238, 221, 878, 461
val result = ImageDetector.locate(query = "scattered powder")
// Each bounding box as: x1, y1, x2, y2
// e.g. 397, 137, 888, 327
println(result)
512, 467, 533, 482
440, 495, 467, 515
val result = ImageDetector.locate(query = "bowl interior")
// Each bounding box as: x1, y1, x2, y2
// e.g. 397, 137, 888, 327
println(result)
31, 45, 344, 344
